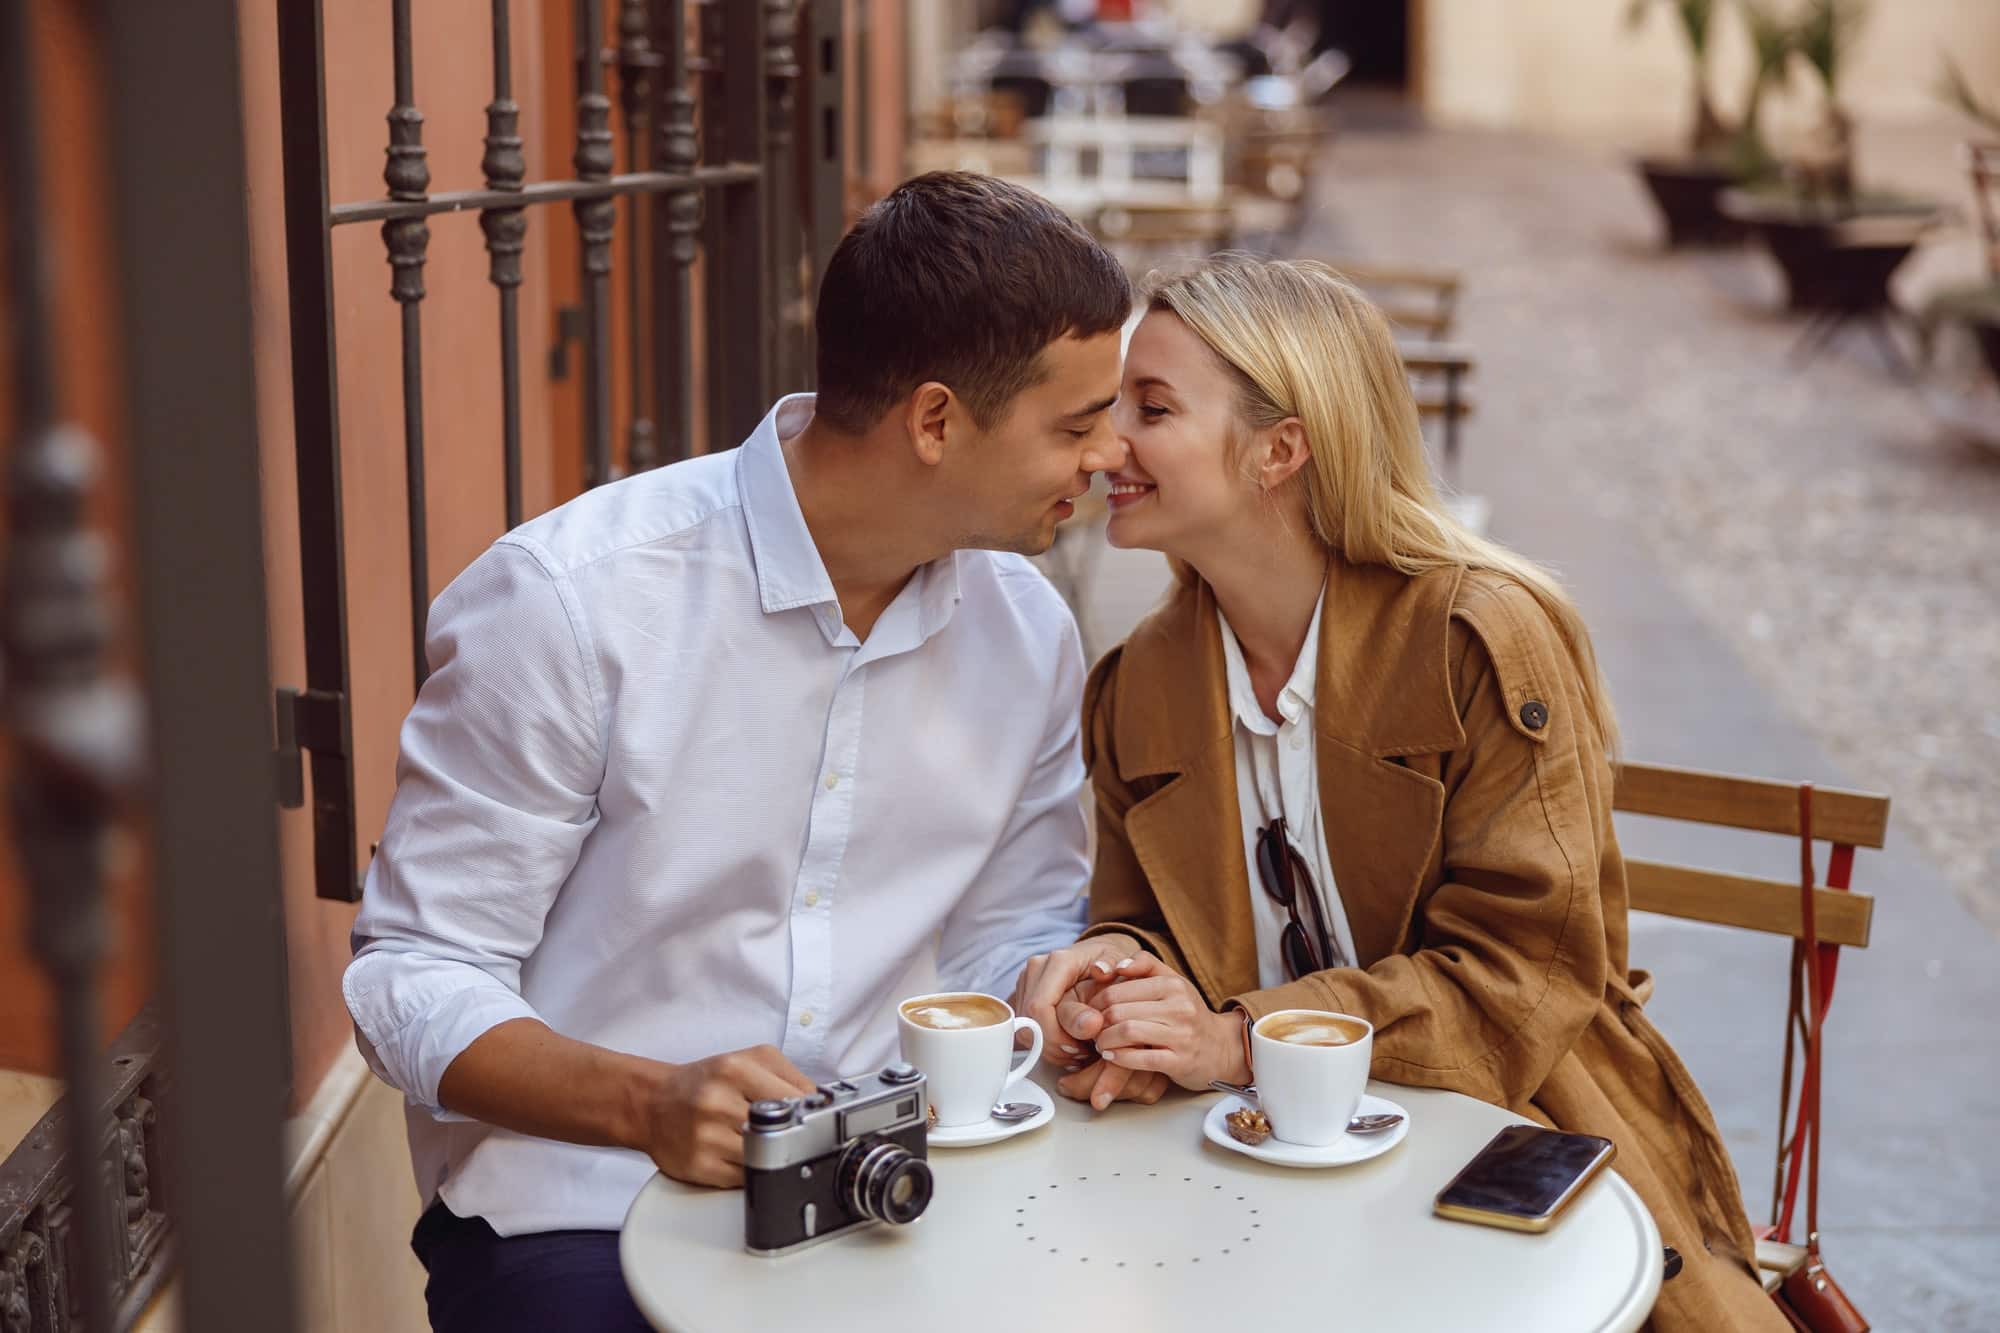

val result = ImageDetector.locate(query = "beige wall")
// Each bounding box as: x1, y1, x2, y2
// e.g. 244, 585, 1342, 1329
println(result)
1420, 0, 2000, 157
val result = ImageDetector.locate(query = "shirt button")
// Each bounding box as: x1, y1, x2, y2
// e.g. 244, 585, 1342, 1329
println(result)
823, 773, 839, 790
798, 1010, 815, 1027
804, 890, 820, 907
1288, 733, 1306, 752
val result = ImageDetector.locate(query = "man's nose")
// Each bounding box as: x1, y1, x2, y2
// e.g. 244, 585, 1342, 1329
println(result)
1082, 430, 1128, 474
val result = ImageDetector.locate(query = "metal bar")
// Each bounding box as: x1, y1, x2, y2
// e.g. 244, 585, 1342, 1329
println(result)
386, 0, 433, 690
699, 0, 733, 451
716, 0, 771, 444
575, 0, 617, 488
102, 0, 300, 1326
764, 0, 803, 391
653, 0, 701, 464
805, 0, 846, 384
276, 0, 360, 901
482, 0, 528, 530
0, 11, 126, 1327
330, 163, 762, 224
618, 0, 658, 472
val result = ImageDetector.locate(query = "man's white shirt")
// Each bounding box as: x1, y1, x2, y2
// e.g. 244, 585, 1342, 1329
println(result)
344, 395, 1089, 1234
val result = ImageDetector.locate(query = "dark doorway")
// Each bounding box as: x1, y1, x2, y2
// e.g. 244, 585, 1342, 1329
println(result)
1315, 0, 1410, 89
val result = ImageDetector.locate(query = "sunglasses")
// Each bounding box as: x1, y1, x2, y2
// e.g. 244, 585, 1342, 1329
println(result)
1255, 816, 1336, 981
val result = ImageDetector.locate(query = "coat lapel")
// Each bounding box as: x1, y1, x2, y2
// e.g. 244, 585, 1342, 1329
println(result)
1110, 578, 1260, 999
1110, 560, 1470, 993
1308, 559, 1466, 969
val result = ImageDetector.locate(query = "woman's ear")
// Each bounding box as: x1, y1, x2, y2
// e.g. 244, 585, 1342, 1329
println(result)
1254, 418, 1312, 491
904, 382, 955, 467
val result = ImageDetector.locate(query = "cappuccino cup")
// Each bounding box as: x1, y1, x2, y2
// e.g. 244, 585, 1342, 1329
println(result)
896, 992, 1043, 1128
1250, 1008, 1373, 1147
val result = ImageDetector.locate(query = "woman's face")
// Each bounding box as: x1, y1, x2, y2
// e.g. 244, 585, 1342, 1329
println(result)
1104, 310, 1257, 556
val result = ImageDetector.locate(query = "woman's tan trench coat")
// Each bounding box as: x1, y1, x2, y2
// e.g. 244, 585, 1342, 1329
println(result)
1079, 559, 1789, 1333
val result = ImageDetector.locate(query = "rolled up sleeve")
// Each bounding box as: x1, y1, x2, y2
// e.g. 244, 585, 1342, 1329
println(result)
936, 611, 1090, 1001
344, 536, 606, 1115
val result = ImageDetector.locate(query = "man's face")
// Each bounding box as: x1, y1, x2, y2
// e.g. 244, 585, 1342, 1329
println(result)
941, 331, 1127, 556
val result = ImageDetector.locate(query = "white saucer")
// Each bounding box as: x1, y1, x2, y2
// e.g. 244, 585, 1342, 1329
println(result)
1201, 1093, 1409, 1168
926, 1080, 1055, 1148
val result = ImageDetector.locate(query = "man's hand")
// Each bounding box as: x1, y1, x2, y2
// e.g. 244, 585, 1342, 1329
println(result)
635, 1046, 817, 1189
1010, 933, 1146, 1071
1055, 1057, 1172, 1110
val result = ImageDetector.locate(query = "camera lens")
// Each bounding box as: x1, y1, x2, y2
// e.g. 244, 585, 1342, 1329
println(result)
837, 1136, 932, 1227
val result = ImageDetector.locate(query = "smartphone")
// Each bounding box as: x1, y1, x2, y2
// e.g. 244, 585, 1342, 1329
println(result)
1433, 1124, 1618, 1233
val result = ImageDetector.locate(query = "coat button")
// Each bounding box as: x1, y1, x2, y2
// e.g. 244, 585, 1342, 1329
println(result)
1662, 1246, 1683, 1280
1519, 700, 1548, 731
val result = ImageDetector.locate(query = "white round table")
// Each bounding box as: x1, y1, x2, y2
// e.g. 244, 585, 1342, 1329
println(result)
622, 1077, 1661, 1333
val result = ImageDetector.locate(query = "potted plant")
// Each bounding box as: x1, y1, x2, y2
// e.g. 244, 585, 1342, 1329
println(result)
1720, 0, 1941, 314
1924, 58, 2000, 388
1629, 0, 1747, 246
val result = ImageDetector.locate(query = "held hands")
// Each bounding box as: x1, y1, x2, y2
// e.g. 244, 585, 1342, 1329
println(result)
1073, 952, 1252, 1093
636, 1045, 816, 1189
1011, 934, 1171, 1110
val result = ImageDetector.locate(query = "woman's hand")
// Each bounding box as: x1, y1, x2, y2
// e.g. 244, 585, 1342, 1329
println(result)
1077, 952, 1252, 1090
1010, 933, 1145, 1073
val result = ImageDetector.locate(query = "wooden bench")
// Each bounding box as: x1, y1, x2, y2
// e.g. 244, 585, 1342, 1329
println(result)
1397, 341, 1477, 482
1323, 260, 1463, 342
1611, 760, 1887, 1286
1613, 761, 1884, 949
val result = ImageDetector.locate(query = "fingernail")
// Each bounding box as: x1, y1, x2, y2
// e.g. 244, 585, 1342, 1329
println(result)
1065, 1064, 1082, 1073
1060, 1043, 1079, 1054
1093, 1095, 1110, 1109
1116, 957, 1135, 970
1092, 960, 1111, 975
1101, 1049, 1118, 1062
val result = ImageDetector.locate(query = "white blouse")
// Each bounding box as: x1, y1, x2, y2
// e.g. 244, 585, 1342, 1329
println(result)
1216, 589, 1356, 990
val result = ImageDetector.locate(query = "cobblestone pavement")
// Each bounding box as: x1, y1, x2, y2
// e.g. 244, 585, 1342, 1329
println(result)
1296, 122, 2000, 937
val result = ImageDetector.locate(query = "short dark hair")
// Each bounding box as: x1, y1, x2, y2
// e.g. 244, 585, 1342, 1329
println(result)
812, 172, 1132, 434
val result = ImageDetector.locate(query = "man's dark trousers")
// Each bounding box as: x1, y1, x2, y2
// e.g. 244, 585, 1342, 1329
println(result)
412, 1201, 653, 1332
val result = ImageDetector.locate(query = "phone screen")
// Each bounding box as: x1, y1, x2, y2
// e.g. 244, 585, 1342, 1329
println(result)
1435, 1125, 1615, 1221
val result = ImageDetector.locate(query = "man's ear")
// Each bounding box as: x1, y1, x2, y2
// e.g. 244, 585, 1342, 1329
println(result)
904, 382, 955, 468
1255, 418, 1312, 491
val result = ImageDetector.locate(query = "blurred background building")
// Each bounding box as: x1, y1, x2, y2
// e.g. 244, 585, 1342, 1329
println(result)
3, 2, 1997, 1330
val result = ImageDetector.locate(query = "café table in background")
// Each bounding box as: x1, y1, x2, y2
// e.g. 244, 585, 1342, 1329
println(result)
622, 1076, 1662, 1332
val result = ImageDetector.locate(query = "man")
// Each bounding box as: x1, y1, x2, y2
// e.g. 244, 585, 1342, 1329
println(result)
344, 172, 1131, 1331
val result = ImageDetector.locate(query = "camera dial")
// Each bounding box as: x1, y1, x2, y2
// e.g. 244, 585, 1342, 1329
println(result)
747, 1099, 798, 1132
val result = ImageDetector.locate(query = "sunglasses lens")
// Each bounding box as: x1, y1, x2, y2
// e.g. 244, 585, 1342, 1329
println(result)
1281, 922, 1319, 980
1257, 827, 1291, 907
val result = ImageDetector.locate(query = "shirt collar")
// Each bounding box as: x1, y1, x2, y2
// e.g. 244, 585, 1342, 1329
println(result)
737, 394, 837, 615
1217, 584, 1324, 736
736, 393, 965, 642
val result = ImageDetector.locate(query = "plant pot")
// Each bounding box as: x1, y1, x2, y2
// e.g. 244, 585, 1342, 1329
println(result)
1976, 318, 2000, 388
1720, 191, 1938, 312
1634, 157, 1747, 247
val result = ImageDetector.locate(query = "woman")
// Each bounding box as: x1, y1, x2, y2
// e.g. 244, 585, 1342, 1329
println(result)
1013, 255, 1785, 1331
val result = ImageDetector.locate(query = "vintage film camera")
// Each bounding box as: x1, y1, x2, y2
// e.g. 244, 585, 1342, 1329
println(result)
742, 1061, 934, 1256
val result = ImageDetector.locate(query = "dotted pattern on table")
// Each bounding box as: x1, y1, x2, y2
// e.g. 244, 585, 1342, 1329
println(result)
1010, 1170, 1264, 1268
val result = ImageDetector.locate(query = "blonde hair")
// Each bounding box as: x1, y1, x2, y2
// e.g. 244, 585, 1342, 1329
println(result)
1148, 253, 1619, 755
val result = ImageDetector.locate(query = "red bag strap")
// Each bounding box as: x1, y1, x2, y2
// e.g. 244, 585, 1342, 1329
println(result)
1775, 783, 1854, 1250
1797, 786, 1824, 1253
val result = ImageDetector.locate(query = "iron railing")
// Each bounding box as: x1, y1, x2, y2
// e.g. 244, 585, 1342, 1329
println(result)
275, 0, 849, 902
3, 0, 299, 1328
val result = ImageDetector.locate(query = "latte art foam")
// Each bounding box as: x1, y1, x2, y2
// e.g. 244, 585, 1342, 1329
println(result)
905, 1005, 979, 1029
1257, 1011, 1370, 1047
900, 992, 1010, 1031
